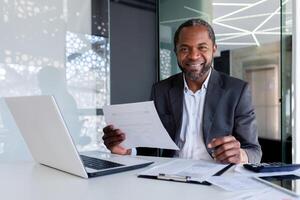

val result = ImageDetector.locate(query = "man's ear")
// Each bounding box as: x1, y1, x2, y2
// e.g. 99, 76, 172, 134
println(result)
173, 46, 178, 55
213, 44, 217, 55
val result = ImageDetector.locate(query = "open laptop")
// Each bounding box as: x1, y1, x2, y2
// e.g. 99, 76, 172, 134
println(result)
4, 95, 153, 178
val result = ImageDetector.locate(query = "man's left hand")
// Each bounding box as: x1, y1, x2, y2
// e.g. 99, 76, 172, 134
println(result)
207, 136, 248, 164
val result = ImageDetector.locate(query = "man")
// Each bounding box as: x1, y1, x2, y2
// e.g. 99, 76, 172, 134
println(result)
103, 18, 262, 164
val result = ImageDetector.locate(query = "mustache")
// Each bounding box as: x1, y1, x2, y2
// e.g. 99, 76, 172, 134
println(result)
177, 62, 212, 71
185, 62, 205, 66
178, 62, 212, 81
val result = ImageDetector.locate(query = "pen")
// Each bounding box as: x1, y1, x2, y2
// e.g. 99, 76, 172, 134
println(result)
155, 173, 212, 185
213, 163, 235, 176
158, 173, 191, 182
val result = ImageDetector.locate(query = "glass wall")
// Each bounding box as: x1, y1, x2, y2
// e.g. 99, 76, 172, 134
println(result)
0, 0, 110, 160
292, 0, 300, 164
281, 0, 293, 163
158, 0, 293, 162
159, 0, 212, 80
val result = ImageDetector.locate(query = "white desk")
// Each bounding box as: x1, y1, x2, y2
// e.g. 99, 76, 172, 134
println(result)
0, 156, 291, 200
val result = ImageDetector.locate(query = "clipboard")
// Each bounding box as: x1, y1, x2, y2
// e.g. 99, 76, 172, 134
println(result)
137, 161, 234, 185
138, 173, 212, 185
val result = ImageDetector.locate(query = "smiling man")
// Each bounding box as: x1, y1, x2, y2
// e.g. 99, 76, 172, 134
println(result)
103, 18, 262, 164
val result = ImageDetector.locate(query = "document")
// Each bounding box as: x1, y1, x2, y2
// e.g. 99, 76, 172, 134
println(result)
138, 159, 227, 183
103, 101, 179, 150
207, 175, 266, 191
229, 188, 298, 200
207, 173, 300, 199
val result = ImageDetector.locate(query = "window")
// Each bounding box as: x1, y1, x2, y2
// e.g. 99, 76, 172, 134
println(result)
0, 0, 110, 160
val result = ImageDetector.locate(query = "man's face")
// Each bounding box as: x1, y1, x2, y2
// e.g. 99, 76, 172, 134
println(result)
175, 25, 217, 81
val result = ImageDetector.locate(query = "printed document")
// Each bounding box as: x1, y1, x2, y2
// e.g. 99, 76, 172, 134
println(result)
103, 101, 179, 150
207, 175, 266, 191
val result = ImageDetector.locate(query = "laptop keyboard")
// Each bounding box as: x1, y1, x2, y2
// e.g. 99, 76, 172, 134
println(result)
80, 155, 124, 170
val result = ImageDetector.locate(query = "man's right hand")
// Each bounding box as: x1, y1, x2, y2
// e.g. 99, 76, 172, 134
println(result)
102, 125, 131, 155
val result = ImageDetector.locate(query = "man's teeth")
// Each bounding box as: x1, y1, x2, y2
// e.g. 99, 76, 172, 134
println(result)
189, 63, 203, 67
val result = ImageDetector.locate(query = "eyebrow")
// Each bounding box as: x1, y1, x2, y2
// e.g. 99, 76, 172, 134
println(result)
178, 43, 209, 47
178, 42, 208, 46
198, 43, 209, 46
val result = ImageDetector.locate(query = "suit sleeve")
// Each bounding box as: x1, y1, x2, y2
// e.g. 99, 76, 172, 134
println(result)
234, 83, 262, 163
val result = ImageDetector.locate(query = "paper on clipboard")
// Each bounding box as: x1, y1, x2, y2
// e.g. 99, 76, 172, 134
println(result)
138, 159, 227, 183
103, 101, 179, 150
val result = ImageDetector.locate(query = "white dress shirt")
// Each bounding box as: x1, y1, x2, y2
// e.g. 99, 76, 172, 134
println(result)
131, 70, 213, 160
176, 69, 213, 161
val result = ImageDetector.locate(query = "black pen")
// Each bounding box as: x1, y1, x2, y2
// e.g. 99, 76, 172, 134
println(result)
213, 163, 235, 176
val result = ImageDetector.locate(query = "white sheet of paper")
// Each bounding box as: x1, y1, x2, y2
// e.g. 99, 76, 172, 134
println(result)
208, 175, 299, 199
207, 175, 267, 192
229, 188, 297, 200
103, 101, 179, 150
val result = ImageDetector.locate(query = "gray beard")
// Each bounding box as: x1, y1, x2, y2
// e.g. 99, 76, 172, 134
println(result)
180, 63, 212, 81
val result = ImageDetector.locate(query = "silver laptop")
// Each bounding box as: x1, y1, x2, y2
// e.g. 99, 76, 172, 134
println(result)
4, 95, 153, 178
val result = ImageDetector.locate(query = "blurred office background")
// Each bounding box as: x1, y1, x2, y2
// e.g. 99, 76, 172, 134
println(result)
0, 0, 297, 163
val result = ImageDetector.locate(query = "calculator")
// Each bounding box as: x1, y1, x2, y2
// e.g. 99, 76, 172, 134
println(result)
243, 163, 300, 173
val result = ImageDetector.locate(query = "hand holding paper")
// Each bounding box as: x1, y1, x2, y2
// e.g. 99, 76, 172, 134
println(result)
103, 101, 179, 150
102, 125, 130, 155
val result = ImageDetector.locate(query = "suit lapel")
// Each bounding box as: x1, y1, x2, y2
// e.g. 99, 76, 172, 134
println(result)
203, 70, 225, 144
165, 71, 225, 149
168, 74, 184, 143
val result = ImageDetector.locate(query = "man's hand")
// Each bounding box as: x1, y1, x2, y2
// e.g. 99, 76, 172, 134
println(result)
102, 125, 131, 155
207, 136, 248, 164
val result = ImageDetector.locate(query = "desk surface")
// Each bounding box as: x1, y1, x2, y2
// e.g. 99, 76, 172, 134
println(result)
0, 156, 288, 200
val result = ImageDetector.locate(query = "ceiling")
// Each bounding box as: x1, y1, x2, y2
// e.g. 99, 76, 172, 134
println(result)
212, 0, 292, 52
160, 0, 293, 52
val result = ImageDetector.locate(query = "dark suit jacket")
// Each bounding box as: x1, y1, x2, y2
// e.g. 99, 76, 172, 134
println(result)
137, 69, 262, 163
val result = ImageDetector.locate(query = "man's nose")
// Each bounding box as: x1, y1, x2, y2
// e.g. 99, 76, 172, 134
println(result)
187, 49, 201, 60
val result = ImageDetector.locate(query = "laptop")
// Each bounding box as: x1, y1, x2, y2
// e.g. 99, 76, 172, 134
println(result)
4, 95, 153, 178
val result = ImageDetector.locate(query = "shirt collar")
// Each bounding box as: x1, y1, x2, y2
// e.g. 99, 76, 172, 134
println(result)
183, 68, 212, 93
